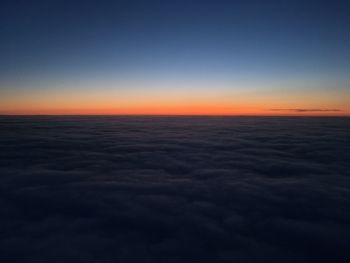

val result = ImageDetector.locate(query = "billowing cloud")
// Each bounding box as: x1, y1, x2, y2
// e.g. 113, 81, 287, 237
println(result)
0, 116, 350, 263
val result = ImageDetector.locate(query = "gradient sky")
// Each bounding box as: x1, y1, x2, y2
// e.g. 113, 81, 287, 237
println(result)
1, 0, 350, 115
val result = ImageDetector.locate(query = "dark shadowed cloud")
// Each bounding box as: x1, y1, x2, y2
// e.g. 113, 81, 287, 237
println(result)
269, 108, 343, 112
0, 116, 350, 263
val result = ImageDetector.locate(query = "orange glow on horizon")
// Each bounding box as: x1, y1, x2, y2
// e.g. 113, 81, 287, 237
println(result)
1, 104, 349, 116
1, 84, 349, 116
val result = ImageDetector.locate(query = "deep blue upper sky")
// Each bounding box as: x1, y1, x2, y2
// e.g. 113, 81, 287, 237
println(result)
1, 0, 349, 79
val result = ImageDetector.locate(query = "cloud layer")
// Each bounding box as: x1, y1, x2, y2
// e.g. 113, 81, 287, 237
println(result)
0, 116, 350, 263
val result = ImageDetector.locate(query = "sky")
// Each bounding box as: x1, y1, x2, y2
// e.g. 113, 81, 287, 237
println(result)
0, 0, 349, 115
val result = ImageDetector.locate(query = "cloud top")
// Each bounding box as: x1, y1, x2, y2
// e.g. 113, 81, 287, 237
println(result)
0, 116, 350, 263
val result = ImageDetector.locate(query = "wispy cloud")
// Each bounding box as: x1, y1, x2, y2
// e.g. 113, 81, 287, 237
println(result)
269, 108, 342, 112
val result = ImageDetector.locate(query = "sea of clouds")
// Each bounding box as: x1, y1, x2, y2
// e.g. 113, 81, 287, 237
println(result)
0, 116, 349, 263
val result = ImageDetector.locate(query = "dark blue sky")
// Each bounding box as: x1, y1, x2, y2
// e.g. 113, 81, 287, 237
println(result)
0, 0, 349, 114
1, 0, 350, 76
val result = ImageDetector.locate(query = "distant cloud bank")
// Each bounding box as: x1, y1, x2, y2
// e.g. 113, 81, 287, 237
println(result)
269, 108, 342, 112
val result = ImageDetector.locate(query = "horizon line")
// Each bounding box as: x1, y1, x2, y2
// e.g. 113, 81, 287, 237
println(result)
0, 114, 349, 117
